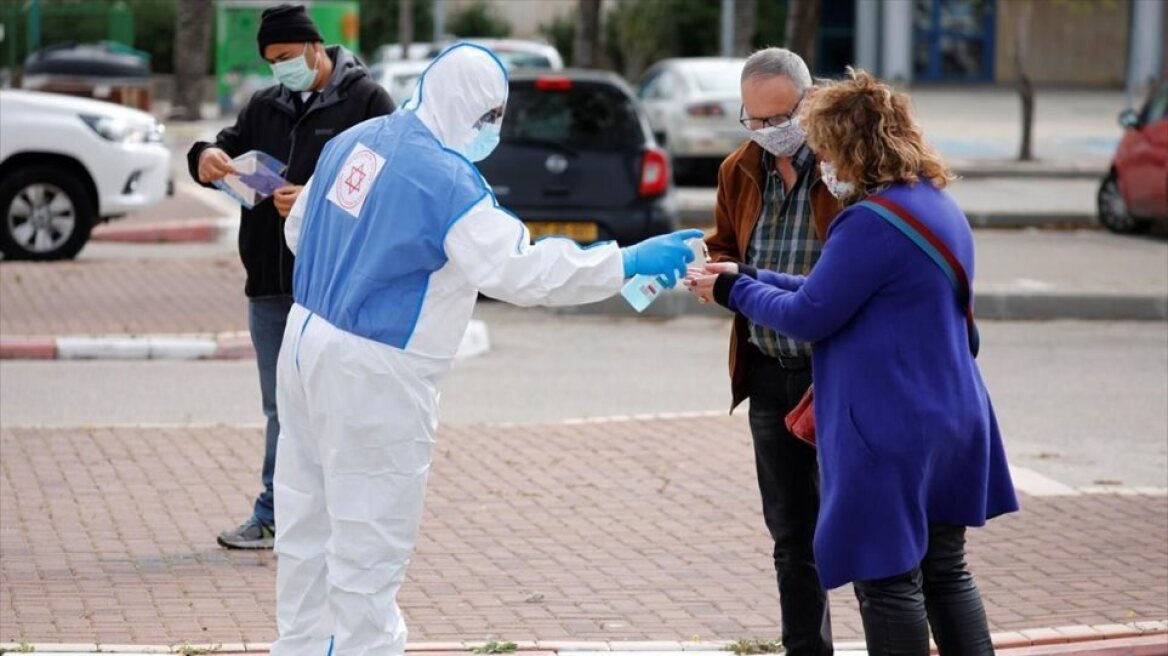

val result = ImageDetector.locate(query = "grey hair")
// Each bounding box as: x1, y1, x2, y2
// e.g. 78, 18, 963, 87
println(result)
741, 47, 812, 93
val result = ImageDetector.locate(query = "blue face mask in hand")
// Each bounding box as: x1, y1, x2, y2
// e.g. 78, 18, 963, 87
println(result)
270, 43, 318, 92
460, 123, 501, 162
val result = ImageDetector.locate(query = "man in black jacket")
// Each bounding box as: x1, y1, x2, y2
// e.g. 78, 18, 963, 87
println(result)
187, 3, 394, 549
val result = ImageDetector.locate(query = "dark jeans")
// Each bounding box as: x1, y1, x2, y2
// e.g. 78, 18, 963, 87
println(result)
746, 349, 832, 656
853, 524, 994, 656
248, 294, 294, 529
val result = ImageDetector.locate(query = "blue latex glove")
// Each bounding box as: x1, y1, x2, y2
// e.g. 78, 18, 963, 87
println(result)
621, 229, 706, 287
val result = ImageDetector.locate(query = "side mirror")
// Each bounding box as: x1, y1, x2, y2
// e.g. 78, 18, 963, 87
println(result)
1119, 109, 1141, 129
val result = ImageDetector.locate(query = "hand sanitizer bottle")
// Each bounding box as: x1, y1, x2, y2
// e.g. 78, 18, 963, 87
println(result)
620, 238, 708, 313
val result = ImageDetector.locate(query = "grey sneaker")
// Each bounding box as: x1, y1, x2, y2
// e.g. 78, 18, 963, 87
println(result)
217, 517, 275, 550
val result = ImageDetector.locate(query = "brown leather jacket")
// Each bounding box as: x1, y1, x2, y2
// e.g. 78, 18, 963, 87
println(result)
705, 140, 842, 412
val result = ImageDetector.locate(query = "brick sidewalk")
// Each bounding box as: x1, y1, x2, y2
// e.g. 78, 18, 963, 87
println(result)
0, 257, 247, 336
1, 417, 1165, 644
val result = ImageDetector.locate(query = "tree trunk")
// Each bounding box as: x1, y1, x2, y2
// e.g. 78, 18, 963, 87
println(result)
573, 0, 601, 68
399, 0, 414, 60
733, 0, 756, 57
172, 0, 213, 121
784, 0, 821, 71
1014, 0, 1035, 161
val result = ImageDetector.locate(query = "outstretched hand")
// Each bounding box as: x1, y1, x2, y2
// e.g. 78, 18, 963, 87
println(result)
684, 262, 739, 304
621, 229, 706, 288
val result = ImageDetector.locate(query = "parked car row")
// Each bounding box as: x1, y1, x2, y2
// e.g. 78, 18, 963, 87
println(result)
366, 42, 744, 247
0, 89, 170, 261
5, 34, 1156, 262
1097, 78, 1168, 234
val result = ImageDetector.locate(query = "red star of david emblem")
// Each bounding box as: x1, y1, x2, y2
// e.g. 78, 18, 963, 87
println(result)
344, 163, 367, 194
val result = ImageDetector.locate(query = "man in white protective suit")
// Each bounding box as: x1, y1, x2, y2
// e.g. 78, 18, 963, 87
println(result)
273, 42, 704, 655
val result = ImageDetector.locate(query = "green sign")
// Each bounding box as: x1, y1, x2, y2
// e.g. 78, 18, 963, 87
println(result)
215, 0, 359, 113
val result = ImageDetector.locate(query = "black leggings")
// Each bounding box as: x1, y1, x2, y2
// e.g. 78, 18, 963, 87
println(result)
852, 524, 994, 656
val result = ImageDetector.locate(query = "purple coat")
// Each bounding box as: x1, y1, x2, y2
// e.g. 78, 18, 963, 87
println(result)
722, 180, 1019, 589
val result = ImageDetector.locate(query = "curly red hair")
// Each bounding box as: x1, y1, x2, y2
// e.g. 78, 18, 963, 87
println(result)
804, 68, 953, 195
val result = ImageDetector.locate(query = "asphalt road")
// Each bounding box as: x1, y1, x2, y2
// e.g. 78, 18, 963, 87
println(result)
2, 303, 1164, 488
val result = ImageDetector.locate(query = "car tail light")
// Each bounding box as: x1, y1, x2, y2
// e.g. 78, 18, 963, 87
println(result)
639, 147, 670, 197
685, 102, 725, 117
534, 76, 573, 91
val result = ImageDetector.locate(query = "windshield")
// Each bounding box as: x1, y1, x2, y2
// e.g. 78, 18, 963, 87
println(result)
502, 82, 644, 150
687, 63, 744, 94
496, 51, 553, 70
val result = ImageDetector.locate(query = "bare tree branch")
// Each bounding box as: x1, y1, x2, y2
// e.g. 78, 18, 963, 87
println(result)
399, 0, 415, 60
784, 0, 821, 71
172, 0, 213, 121
574, 0, 601, 68
733, 0, 756, 57
1014, 0, 1035, 161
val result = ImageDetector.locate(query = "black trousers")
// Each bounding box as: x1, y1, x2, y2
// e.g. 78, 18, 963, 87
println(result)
746, 349, 832, 656
853, 524, 994, 656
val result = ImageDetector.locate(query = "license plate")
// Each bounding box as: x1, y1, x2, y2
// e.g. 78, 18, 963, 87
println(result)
525, 221, 599, 242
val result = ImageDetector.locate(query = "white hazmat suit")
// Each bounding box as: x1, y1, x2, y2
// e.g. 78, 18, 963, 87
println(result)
271, 43, 689, 655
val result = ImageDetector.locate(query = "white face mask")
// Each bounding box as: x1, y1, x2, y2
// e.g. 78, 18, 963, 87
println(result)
819, 160, 857, 200
749, 119, 806, 157
270, 43, 318, 92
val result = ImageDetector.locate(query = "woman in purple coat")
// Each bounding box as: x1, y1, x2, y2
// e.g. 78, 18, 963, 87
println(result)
688, 70, 1018, 654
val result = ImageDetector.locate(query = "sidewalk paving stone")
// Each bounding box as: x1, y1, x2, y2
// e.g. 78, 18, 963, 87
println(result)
1, 417, 1165, 644
0, 257, 247, 337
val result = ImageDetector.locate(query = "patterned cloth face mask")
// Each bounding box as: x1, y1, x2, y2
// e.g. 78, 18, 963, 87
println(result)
819, 160, 857, 200
749, 119, 807, 157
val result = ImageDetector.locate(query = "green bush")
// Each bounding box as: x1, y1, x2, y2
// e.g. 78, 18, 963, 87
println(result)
358, 0, 435, 62
539, 13, 575, 67
446, 0, 511, 39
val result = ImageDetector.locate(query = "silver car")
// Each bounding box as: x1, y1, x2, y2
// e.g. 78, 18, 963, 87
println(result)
637, 58, 746, 181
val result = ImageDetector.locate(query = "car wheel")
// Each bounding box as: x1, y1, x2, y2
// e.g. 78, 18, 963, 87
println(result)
1097, 170, 1151, 235
0, 166, 94, 260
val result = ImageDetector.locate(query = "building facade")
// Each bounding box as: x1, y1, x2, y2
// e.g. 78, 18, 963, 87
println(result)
849, 0, 1164, 89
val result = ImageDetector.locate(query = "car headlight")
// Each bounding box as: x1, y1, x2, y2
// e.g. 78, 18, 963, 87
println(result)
80, 114, 165, 144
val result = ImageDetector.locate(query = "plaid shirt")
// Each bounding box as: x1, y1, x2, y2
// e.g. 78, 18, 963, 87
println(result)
746, 144, 822, 360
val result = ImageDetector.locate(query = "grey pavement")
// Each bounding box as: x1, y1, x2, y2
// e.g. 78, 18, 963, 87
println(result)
4, 308, 1165, 489
676, 176, 1104, 228
909, 87, 1127, 175
559, 229, 1168, 320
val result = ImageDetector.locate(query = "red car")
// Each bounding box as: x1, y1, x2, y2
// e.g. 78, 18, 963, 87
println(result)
1098, 80, 1168, 234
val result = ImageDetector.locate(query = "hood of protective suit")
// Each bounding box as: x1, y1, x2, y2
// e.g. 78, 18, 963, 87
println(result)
404, 43, 508, 151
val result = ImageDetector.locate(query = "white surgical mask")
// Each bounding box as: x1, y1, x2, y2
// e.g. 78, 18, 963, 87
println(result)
749, 119, 806, 157
819, 160, 857, 200
270, 43, 318, 92
459, 123, 501, 162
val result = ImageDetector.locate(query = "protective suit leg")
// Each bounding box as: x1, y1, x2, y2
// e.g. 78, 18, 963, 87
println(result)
272, 305, 334, 655
307, 309, 438, 655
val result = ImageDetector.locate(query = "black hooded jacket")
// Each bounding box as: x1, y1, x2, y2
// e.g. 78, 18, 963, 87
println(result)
187, 46, 394, 298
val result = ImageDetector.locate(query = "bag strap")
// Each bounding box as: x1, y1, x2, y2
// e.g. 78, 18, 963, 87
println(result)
856, 196, 981, 358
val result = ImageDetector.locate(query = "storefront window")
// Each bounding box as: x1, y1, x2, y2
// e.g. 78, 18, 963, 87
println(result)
913, 0, 995, 82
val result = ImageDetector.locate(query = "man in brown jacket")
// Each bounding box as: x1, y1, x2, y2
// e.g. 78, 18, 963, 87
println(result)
704, 48, 840, 655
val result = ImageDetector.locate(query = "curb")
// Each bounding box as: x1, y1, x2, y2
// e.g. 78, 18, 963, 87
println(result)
551, 288, 1168, 321
676, 206, 1098, 230
1, 625, 1163, 655
91, 218, 235, 244
0, 321, 491, 361
951, 169, 1107, 181
1, 332, 248, 361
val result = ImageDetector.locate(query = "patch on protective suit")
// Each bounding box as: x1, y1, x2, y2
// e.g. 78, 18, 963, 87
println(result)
326, 142, 386, 218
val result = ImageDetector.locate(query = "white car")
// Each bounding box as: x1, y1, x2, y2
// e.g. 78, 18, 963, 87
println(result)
370, 60, 432, 106
371, 42, 436, 62
0, 89, 170, 260
637, 58, 747, 180
438, 38, 564, 71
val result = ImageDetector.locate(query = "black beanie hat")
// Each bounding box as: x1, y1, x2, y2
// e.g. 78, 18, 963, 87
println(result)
257, 4, 324, 55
